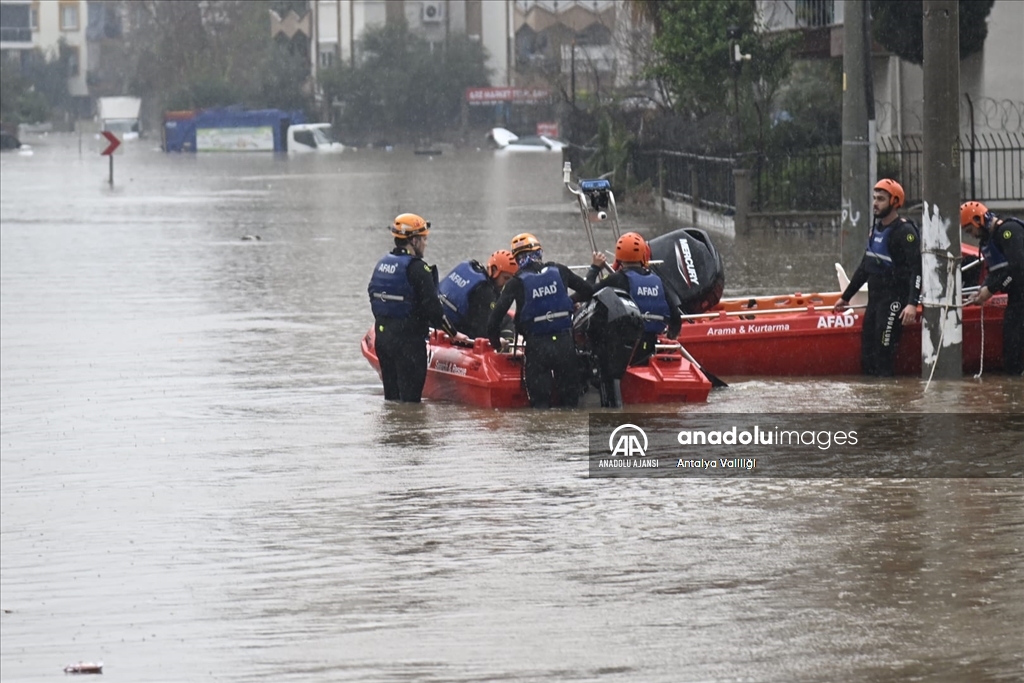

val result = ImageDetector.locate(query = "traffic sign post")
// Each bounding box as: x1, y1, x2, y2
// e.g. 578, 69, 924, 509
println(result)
101, 131, 121, 186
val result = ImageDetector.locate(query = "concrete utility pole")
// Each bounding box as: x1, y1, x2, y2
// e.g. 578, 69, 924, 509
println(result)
920, 0, 962, 379
840, 0, 871, 272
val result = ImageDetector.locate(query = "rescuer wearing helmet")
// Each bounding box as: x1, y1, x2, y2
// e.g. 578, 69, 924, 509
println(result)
960, 201, 1024, 375
437, 249, 518, 339
368, 213, 454, 402
587, 232, 682, 365
486, 232, 595, 408
834, 179, 922, 376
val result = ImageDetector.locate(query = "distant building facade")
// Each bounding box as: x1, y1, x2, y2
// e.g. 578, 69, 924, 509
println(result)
1, 0, 89, 100
757, 0, 1024, 136
307, 0, 627, 90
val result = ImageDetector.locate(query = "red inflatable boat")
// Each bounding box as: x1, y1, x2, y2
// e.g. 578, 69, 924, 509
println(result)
673, 287, 1005, 377
361, 327, 712, 408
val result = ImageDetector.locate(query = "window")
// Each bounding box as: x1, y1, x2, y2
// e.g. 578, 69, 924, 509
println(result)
60, 2, 79, 31
319, 49, 334, 68
292, 130, 316, 148
31, 2, 39, 31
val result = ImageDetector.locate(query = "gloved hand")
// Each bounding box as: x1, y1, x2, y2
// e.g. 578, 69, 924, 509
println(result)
489, 337, 503, 352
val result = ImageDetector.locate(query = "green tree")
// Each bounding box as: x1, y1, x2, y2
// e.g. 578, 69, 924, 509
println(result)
871, 0, 995, 65
320, 23, 491, 142
122, 1, 310, 113
770, 59, 843, 149
0, 44, 72, 124
627, 0, 795, 152
1, 59, 49, 124
580, 112, 633, 185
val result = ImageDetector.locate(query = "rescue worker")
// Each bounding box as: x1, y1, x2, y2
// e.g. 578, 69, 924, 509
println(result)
587, 232, 682, 366
368, 213, 454, 402
834, 179, 921, 377
960, 201, 1024, 375
438, 250, 518, 339
486, 233, 594, 408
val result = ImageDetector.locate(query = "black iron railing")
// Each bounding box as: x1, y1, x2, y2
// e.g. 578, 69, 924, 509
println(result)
619, 133, 1022, 215
632, 149, 736, 211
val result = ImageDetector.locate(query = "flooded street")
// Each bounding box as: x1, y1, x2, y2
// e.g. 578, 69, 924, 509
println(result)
2, 135, 1022, 682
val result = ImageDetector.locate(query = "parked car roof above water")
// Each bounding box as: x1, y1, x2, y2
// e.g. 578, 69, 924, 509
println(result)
487, 127, 566, 152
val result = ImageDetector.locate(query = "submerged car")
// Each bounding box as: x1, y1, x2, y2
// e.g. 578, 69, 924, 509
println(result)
487, 127, 566, 152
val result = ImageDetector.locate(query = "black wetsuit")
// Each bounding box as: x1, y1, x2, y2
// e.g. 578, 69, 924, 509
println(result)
980, 218, 1024, 375
842, 216, 922, 377
487, 261, 594, 408
368, 247, 449, 402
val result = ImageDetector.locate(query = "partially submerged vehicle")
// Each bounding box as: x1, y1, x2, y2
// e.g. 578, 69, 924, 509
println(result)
163, 108, 340, 153
98, 96, 142, 140
287, 123, 344, 153
487, 127, 566, 153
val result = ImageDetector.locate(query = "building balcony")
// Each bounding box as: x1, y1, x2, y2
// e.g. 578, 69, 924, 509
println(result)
759, 0, 843, 32
0, 25, 32, 47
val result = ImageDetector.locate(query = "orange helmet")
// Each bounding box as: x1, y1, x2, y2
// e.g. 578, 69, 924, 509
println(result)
510, 232, 542, 256
960, 201, 989, 230
615, 232, 649, 265
391, 213, 430, 238
486, 249, 517, 279
873, 179, 905, 209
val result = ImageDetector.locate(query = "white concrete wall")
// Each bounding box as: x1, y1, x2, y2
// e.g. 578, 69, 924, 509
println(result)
481, 0, 510, 85
964, 0, 1024, 134
34, 0, 87, 97
871, 0, 1023, 138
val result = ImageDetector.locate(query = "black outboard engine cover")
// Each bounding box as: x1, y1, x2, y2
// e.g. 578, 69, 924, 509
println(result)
574, 288, 644, 380
648, 228, 725, 314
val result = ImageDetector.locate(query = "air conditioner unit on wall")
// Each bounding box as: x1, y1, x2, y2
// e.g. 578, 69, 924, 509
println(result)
422, 1, 443, 23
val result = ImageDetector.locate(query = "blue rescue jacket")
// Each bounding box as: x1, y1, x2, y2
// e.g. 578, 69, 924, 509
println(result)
864, 222, 897, 275
982, 236, 1009, 274
368, 252, 415, 319
625, 269, 671, 333
982, 218, 1023, 275
518, 266, 574, 335
438, 260, 488, 327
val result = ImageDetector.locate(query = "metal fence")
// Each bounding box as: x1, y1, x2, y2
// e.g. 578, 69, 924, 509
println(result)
631, 133, 1022, 215
632, 148, 736, 211
753, 132, 1023, 211
751, 147, 841, 212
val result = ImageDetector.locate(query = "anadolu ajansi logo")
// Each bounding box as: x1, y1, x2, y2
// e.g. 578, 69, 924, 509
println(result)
609, 424, 648, 457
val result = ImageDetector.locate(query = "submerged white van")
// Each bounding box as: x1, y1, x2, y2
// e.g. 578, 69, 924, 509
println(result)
287, 123, 345, 153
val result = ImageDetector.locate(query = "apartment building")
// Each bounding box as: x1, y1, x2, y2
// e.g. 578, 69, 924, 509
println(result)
758, 0, 1024, 136
1, 0, 88, 102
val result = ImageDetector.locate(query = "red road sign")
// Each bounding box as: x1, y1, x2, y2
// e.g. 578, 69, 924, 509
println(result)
101, 130, 121, 156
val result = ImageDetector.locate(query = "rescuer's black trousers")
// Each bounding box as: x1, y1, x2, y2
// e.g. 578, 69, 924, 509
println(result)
861, 289, 906, 377
375, 323, 428, 402
523, 329, 579, 408
1003, 285, 1024, 376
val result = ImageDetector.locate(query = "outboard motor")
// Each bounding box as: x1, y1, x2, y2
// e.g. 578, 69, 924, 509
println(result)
648, 228, 725, 314
573, 288, 644, 407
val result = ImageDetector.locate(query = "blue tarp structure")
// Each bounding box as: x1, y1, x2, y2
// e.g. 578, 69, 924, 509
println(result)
163, 106, 307, 152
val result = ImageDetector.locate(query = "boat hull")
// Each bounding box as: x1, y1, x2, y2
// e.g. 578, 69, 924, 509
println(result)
361, 328, 711, 407
676, 290, 1006, 376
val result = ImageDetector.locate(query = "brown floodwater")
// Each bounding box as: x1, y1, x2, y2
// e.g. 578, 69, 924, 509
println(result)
1, 134, 1021, 682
